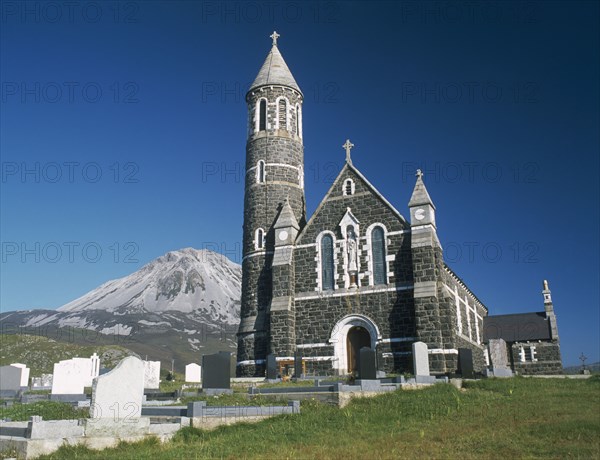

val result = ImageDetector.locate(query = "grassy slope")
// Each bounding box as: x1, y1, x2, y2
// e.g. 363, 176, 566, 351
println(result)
36, 377, 600, 459
0, 334, 134, 376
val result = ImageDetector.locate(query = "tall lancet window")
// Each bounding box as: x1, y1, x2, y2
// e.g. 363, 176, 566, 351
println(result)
321, 235, 335, 291
258, 99, 267, 131
278, 98, 287, 130
295, 104, 300, 136
371, 226, 387, 285
256, 160, 265, 183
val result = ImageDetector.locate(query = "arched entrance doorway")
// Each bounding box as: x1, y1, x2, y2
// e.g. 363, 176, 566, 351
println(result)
346, 326, 371, 373
330, 314, 380, 375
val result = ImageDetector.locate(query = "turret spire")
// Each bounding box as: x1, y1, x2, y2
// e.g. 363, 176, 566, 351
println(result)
408, 169, 435, 208
249, 32, 301, 93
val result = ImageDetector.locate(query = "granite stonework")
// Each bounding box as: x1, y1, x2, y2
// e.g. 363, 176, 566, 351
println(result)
458, 348, 474, 379
236, 36, 562, 378
203, 352, 231, 389
358, 348, 377, 380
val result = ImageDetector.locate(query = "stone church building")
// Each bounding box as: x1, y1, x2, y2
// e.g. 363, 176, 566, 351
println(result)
236, 33, 562, 377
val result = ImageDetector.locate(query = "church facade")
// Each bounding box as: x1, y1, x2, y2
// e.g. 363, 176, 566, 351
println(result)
236, 34, 562, 377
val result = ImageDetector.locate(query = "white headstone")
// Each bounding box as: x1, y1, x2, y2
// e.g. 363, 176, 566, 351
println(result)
9, 363, 30, 387
0, 365, 23, 392
51, 354, 101, 395
412, 341, 430, 376
91, 356, 144, 419
185, 363, 202, 383
143, 360, 161, 389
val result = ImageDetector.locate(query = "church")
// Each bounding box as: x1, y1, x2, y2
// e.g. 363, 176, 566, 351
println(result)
236, 33, 562, 377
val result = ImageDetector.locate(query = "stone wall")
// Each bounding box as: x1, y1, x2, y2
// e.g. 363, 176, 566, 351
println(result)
511, 341, 563, 375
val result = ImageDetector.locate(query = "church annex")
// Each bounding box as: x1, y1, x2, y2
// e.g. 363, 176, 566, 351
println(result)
236, 33, 562, 377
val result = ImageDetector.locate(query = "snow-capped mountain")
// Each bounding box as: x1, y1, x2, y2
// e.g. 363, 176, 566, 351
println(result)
0, 248, 242, 369
59, 248, 240, 322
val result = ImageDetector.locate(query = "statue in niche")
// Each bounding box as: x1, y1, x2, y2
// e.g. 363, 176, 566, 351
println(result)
347, 226, 358, 287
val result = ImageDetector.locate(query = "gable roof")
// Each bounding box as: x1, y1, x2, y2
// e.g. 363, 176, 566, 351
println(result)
483, 312, 552, 342
296, 161, 408, 242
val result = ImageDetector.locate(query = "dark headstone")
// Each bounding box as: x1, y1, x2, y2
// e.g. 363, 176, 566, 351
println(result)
294, 350, 303, 378
266, 354, 277, 380
358, 347, 377, 380
202, 352, 231, 389
458, 348, 474, 379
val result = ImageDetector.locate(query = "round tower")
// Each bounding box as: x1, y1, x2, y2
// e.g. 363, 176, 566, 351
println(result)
237, 32, 306, 376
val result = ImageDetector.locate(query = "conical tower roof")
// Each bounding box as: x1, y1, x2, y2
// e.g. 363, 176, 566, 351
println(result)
408, 170, 435, 208
249, 32, 301, 93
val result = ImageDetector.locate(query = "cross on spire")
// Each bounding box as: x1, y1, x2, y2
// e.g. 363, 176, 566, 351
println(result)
343, 139, 354, 163
270, 31, 280, 46
416, 169, 423, 179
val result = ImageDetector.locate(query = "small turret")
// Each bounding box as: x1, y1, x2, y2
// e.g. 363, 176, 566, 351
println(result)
543, 280, 559, 341
408, 169, 436, 228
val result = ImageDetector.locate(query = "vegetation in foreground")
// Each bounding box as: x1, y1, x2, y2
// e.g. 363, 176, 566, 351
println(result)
0, 401, 89, 422
31, 376, 599, 459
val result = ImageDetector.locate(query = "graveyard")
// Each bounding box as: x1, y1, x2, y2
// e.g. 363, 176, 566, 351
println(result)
1, 340, 599, 459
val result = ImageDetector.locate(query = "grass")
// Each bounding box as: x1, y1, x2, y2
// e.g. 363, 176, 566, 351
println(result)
0, 401, 89, 422
34, 376, 599, 459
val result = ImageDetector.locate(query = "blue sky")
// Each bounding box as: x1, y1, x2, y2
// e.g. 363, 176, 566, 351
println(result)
1, 1, 598, 366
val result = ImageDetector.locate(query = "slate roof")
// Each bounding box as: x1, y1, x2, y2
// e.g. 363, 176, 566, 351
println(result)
483, 312, 552, 342
249, 44, 301, 93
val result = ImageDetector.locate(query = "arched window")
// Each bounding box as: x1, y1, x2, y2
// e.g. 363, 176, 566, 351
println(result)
343, 179, 355, 196
256, 160, 265, 184
295, 104, 300, 135
321, 235, 335, 291
258, 99, 266, 131
255, 228, 265, 250
278, 98, 287, 130
371, 226, 387, 285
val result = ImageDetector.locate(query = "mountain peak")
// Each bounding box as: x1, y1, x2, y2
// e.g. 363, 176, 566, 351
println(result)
56, 248, 241, 321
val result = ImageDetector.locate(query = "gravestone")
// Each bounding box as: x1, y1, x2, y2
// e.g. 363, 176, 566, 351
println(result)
266, 354, 278, 380
32, 373, 53, 390
143, 360, 161, 389
51, 353, 100, 395
458, 348, 474, 378
488, 339, 513, 377
185, 363, 202, 383
10, 363, 30, 387
202, 352, 231, 389
358, 347, 377, 380
294, 350, 303, 378
412, 341, 430, 376
0, 365, 23, 396
90, 356, 144, 419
